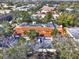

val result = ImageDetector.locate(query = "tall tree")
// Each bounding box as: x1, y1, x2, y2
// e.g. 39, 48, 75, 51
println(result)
57, 13, 74, 27
44, 12, 52, 23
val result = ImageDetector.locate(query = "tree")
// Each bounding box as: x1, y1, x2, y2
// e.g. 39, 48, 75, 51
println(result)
2, 21, 12, 37
12, 11, 32, 24
57, 12, 74, 27
18, 37, 26, 45
58, 2, 65, 12
6, 45, 28, 59
24, 30, 37, 40
51, 28, 58, 37
0, 27, 4, 37
44, 12, 52, 23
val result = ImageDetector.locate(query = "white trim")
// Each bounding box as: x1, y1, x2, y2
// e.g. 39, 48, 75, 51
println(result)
37, 49, 56, 52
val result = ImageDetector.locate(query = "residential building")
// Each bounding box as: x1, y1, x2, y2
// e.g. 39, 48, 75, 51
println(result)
15, 26, 52, 37
41, 5, 55, 13
0, 10, 11, 14
14, 23, 64, 37
31, 11, 46, 19
0, 13, 13, 22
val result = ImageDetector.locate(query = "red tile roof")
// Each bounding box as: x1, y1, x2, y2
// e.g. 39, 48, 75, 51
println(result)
41, 6, 54, 12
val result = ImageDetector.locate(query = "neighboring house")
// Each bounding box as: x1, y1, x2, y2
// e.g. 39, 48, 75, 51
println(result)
0, 13, 13, 22
31, 11, 46, 19
52, 13, 59, 20
27, 4, 36, 8
0, 3, 8, 8
15, 4, 36, 11
15, 6, 30, 11
0, 3, 16, 10
41, 5, 55, 13
31, 5, 56, 20
0, 10, 11, 14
